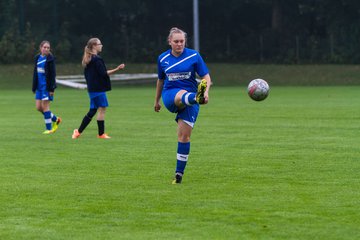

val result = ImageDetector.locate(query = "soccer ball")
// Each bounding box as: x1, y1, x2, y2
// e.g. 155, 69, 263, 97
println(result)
247, 79, 270, 101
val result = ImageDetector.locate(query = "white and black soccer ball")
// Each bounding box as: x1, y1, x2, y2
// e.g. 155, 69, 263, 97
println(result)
247, 78, 270, 101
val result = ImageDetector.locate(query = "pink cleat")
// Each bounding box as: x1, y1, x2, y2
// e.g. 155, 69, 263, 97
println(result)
72, 129, 81, 139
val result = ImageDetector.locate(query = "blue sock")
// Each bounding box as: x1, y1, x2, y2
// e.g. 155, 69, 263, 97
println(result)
181, 92, 197, 106
176, 142, 190, 174
51, 112, 57, 122
43, 111, 52, 130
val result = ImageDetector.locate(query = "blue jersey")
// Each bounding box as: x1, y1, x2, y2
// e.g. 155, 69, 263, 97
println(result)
37, 55, 47, 91
157, 48, 209, 92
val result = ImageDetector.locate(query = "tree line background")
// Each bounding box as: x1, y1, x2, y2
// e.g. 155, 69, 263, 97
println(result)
1, 0, 360, 64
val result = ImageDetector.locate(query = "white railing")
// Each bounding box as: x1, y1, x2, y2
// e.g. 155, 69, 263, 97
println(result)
56, 73, 158, 89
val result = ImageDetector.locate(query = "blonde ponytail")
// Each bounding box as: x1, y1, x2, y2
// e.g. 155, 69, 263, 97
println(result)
81, 38, 100, 67
82, 46, 93, 67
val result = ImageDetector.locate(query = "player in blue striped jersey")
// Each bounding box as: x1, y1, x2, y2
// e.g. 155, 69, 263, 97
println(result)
32, 41, 61, 134
154, 27, 212, 184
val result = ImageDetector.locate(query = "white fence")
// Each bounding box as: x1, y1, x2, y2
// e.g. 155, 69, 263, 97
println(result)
56, 73, 158, 89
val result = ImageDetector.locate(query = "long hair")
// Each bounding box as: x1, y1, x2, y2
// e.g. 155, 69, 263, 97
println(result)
167, 27, 187, 44
82, 38, 99, 67
39, 40, 52, 55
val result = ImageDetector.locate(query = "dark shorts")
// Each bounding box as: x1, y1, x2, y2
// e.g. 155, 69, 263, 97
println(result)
89, 92, 109, 109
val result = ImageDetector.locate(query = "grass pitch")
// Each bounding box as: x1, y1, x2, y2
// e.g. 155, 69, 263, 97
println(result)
0, 86, 359, 239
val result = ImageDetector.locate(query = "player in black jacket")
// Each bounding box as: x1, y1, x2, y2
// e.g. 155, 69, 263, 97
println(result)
72, 38, 125, 139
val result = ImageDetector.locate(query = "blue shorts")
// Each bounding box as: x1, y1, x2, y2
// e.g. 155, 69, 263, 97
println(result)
162, 88, 199, 128
89, 92, 109, 109
35, 90, 53, 101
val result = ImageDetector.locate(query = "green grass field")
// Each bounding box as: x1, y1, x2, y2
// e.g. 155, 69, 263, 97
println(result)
0, 84, 359, 239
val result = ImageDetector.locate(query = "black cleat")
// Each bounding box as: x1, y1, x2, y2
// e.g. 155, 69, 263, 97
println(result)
172, 173, 183, 184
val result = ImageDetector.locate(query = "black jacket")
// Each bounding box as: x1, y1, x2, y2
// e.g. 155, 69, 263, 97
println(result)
84, 55, 111, 92
32, 54, 56, 93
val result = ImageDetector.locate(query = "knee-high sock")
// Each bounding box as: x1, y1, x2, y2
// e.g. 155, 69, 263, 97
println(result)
78, 115, 92, 133
50, 112, 57, 122
97, 120, 104, 135
181, 92, 197, 106
78, 109, 97, 133
176, 142, 190, 174
43, 111, 52, 130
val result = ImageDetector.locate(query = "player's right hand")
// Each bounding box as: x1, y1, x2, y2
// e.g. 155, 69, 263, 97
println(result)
117, 63, 125, 70
154, 103, 161, 112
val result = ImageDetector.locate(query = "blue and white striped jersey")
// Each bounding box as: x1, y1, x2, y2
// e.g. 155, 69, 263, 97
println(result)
157, 48, 209, 92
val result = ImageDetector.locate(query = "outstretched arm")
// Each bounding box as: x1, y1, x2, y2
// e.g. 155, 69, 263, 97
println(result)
107, 63, 125, 75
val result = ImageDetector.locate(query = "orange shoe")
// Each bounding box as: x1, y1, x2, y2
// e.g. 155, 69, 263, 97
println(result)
72, 129, 81, 139
97, 133, 111, 139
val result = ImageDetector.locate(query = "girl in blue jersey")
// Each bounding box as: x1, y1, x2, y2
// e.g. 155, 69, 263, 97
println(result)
72, 38, 125, 139
32, 40, 61, 134
154, 27, 212, 184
